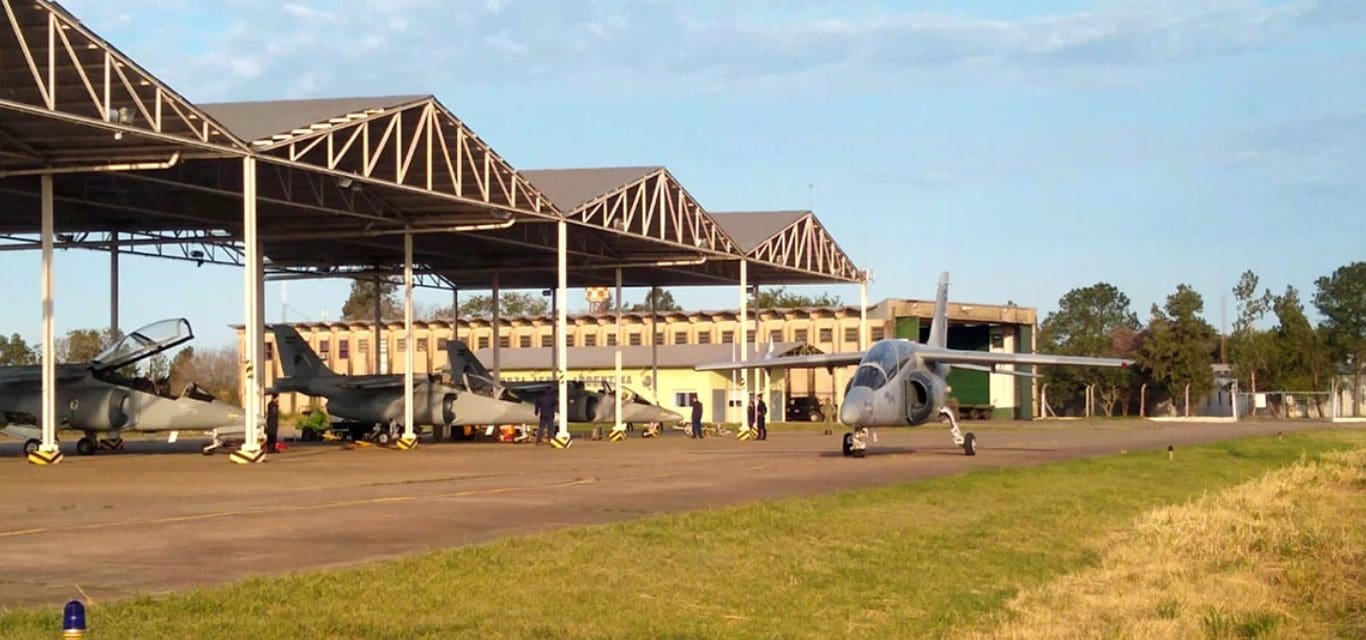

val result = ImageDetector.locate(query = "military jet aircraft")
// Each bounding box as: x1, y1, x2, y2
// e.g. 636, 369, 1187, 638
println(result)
698, 273, 1132, 458
0, 318, 246, 457
268, 325, 538, 442
445, 339, 683, 426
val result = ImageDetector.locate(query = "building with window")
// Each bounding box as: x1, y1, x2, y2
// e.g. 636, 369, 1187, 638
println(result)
239, 296, 1036, 419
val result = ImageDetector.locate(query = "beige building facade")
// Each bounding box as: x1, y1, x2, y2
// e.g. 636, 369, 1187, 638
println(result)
240, 298, 1038, 420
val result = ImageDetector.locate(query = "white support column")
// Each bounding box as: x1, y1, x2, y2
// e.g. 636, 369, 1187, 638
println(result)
650, 286, 658, 404
110, 232, 119, 338
859, 274, 869, 351
234, 157, 264, 463
372, 278, 382, 375
554, 220, 570, 446
37, 175, 58, 460
738, 259, 750, 439
401, 231, 416, 446
451, 287, 459, 343
491, 274, 501, 380
613, 268, 624, 434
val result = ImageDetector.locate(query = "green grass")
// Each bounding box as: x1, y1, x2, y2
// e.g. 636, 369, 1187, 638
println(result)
2, 429, 1361, 640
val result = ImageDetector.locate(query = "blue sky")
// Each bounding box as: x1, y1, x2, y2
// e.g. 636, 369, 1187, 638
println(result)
1, 0, 1362, 348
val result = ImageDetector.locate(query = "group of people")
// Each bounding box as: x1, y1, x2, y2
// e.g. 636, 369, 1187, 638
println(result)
687, 395, 768, 440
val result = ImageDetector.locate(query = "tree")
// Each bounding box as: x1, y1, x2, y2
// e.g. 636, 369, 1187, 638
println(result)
1038, 283, 1140, 416
0, 333, 35, 366
628, 287, 681, 312
454, 292, 550, 319
752, 287, 843, 309
167, 345, 239, 404
145, 353, 171, 383
1136, 284, 1217, 415
58, 328, 108, 364
168, 346, 196, 393
1266, 286, 1331, 415
1229, 270, 1274, 396
1313, 262, 1366, 415
341, 279, 401, 321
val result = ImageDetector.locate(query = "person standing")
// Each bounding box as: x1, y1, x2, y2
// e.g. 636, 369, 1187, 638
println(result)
534, 386, 557, 445
746, 396, 757, 434
756, 395, 768, 441
690, 396, 704, 439
265, 394, 280, 453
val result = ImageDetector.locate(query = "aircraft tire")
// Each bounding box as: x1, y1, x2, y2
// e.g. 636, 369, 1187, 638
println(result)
23, 438, 40, 456
963, 432, 977, 456
841, 432, 854, 457
76, 437, 97, 456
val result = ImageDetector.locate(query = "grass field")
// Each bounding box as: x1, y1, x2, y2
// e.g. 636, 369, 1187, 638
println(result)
1, 429, 1361, 639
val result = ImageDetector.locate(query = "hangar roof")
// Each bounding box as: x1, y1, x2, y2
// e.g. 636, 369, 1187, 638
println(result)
712, 210, 863, 283
709, 211, 808, 252
523, 166, 663, 212
200, 96, 429, 145
0, 0, 863, 293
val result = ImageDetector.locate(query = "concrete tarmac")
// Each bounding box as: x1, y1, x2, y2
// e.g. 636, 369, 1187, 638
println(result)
0, 420, 1328, 608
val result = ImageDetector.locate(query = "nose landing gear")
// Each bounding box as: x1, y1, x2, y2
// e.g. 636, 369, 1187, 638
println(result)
841, 427, 869, 458
942, 407, 976, 456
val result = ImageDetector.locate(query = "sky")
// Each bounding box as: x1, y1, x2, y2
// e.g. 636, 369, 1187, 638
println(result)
1, 0, 1362, 348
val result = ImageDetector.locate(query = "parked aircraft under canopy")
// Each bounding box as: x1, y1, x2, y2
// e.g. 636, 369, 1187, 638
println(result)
0, 0, 865, 463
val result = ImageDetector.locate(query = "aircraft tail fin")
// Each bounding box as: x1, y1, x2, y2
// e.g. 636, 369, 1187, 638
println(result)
268, 325, 335, 379
447, 339, 493, 381
927, 272, 949, 349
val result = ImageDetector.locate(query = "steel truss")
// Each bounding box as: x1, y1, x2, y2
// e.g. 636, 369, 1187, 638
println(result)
250, 97, 553, 217
570, 168, 735, 256
0, 0, 246, 161
748, 212, 861, 282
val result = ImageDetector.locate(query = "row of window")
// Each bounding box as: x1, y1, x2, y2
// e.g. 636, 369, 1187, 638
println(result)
263, 327, 887, 361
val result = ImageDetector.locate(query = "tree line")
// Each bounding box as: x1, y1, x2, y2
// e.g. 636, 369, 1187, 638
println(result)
338, 280, 844, 321
0, 329, 242, 404
1039, 262, 1364, 417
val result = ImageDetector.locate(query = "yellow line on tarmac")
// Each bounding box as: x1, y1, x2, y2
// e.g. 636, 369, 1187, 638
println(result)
0, 478, 600, 539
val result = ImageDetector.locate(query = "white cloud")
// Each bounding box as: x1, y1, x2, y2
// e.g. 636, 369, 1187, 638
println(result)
53, 0, 1366, 102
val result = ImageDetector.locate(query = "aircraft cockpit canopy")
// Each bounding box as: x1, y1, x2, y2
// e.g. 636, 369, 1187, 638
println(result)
851, 340, 914, 390
92, 319, 194, 372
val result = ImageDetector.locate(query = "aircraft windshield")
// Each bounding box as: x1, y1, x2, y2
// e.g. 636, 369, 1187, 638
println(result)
851, 340, 913, 390
92, 319, 193, 371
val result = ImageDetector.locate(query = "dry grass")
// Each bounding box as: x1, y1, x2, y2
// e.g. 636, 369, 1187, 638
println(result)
965, 446, 1366, 639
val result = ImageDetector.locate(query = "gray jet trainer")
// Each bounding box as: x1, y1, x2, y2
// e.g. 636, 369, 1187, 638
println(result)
698, 273, 1132, 457
0, 319, 246, 457
268, 325, 538, 440
445, 340, 684, 426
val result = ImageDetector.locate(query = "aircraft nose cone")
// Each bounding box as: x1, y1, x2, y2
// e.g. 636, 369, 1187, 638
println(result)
841, 388, 873, 426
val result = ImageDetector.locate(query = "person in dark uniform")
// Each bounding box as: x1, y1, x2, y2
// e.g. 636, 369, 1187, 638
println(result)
755, 395, 768, 441
265, 394, 280, 453
534, 386, 558, 445
746, 397, 757, 434
690, 397, 704, 439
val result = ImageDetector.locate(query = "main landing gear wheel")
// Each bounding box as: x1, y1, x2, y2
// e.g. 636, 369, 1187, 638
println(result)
76, 437, 97, 456
23, 438, 40, 456
963, 432, 977, 456
841, 432, 854, 457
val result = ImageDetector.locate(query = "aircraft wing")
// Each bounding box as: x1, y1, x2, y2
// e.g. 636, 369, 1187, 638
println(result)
952, 363, 1044, 378
0, 365, 88, 385
923, 349, 1132, 369
335, 379, 405, 390
695, 351, 866, 372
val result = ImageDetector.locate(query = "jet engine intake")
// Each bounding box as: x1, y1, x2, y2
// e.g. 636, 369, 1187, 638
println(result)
441, 393, 458, 426
64, 388, 136, 430
903, 370, 946, 425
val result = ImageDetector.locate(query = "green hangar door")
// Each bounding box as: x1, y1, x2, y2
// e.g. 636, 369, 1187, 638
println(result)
897, 316, 991, 411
